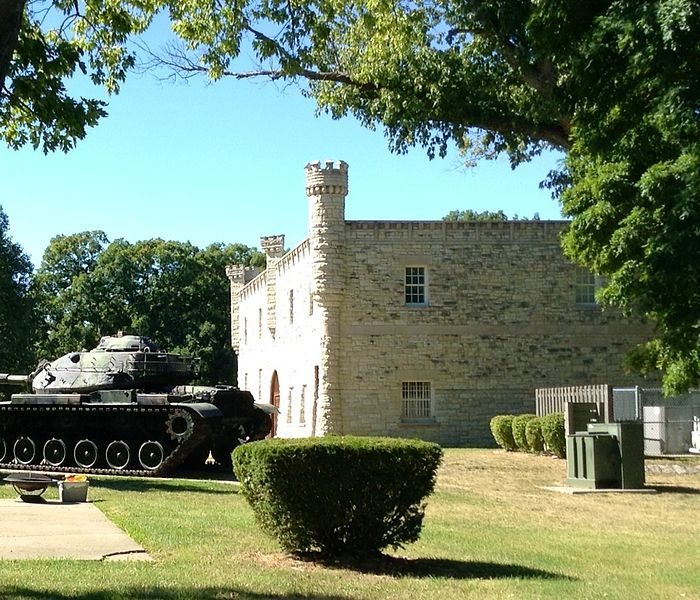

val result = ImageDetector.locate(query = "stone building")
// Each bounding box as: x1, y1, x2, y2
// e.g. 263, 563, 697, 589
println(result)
226, 160, 650, 446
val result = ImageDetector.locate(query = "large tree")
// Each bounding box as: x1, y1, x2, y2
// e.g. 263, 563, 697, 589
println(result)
0, 204, 36, 372
34, 232, 265, 384
4, 2, 699, 390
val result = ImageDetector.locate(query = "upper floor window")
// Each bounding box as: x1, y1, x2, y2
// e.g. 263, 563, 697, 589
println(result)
575, 268, 598, 305
289, 289, 294, 325
405, 266, 428, 306
402, 381, 432, 420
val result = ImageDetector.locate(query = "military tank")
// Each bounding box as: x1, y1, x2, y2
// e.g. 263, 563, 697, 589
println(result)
0, 334, 274, 476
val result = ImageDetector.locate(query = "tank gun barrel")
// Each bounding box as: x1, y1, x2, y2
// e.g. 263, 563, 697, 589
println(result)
0, 374, 31, 385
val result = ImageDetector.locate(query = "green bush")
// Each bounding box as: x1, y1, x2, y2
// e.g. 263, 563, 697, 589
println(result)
232, 436, 443, 557
541, 412, 566, 458
489, 415, 517, 451
525, 417, 545, 453
512, 414, 537, 451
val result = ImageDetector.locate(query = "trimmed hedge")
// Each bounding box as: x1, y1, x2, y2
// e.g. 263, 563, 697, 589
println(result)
512, 414, 537, 451
525, 417, 545, 453
232, 436, 443, 556
490, 415, 517, 451
541, 412, 566, 458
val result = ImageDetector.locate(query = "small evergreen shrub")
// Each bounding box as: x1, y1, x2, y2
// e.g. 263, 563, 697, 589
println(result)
525, 417, 545, 453
233, 436, 443, 557
512, 414, 537, 451
541, 412, 566, 458
489, 415, 517, 451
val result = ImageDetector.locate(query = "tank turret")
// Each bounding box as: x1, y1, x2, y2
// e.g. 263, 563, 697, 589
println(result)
29, 334, 197, 393
0, 334, 274, 476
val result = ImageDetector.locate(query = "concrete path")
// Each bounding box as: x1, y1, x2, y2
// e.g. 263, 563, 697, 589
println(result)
0, 499, 151, 561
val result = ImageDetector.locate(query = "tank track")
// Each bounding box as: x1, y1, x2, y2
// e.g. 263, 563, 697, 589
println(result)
0, 403, 212, 477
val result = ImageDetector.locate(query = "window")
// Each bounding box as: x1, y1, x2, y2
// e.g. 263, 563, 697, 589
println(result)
402, 381, 432, 419
257, 369, 262, 402
243, 317, 248, 344
405, 266, 427, 305
289, 289, 294, 324
309, 291, 314, 316
299, 384, 306, 424
575, 268, 598, 305
287, 388, 294, 424
258, 308, 263, 338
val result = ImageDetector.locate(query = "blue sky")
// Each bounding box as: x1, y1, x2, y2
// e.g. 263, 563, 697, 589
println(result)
1, 51, 565, 268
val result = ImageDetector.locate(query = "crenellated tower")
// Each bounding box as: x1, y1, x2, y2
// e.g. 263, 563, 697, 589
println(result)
260, 234, 286, 337
304, 160, 349, 435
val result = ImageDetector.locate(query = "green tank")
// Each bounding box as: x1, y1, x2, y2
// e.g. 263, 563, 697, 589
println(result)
0, 334, 274, 476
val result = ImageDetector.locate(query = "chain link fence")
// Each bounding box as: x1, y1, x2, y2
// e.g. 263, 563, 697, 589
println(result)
612, 387, 700, 456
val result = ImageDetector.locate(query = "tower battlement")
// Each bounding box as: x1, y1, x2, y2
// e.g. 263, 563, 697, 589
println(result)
261, 234, 286, 258
305, 160, 349, 197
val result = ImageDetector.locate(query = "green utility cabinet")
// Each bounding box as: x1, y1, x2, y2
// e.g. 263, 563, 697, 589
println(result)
566, 433, 621, 489
565, 414, 645, 489
587, 422, 645, 489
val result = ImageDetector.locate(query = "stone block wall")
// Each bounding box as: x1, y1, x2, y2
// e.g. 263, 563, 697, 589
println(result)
334, 220, 650, 446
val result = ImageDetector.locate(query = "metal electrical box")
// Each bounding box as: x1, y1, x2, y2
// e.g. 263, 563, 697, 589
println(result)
566, 433, 621, 488
587, 422, 645, 489
565, 402, 646, 489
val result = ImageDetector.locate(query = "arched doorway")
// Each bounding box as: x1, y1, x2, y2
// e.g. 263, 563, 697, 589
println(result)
269, 371, 280, 437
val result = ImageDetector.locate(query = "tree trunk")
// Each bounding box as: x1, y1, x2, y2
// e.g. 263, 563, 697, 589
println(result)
0, 0, 26, 98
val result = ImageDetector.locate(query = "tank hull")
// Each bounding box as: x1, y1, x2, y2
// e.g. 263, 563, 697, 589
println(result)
0, 389, 271, 476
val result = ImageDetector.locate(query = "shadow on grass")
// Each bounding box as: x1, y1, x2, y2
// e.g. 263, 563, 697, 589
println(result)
0, 587, 347, 600
295, 554, 575, 581
92, 477, 237, 496
650, 484, 700, 495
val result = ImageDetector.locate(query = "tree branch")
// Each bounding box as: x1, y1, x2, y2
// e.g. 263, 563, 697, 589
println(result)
0, 0, 27, 100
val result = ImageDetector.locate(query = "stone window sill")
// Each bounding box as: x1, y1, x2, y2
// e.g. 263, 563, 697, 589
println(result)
399, 418, 439, 427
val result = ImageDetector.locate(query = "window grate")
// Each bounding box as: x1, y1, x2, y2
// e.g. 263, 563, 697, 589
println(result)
402, 381, 432, 419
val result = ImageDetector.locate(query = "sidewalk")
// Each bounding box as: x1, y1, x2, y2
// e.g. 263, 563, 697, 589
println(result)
0, 498, 151, 561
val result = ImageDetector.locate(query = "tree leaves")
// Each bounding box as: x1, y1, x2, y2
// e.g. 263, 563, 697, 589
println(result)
33, 233, 263, 384
0, 205, 37, 372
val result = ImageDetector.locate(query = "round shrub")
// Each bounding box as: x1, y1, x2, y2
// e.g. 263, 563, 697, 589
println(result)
541, 412, 566, 458
233, 436, 443, 557
525, 417, 545, 453
490, 415, 517, 451
512, 414, 537, 451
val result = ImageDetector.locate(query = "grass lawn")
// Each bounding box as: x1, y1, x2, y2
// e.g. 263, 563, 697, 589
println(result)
0, 449, 698, 599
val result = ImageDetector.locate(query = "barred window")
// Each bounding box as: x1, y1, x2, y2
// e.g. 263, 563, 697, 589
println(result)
402, 381, 432, 419
287, 387, 293, 424
575, 268, 598, 305
405, 267, 427, 305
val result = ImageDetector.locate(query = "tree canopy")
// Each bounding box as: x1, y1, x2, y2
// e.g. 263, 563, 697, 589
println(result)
0, 204, 36, 372
3, 1, 699, 391
34, 232, 265, 384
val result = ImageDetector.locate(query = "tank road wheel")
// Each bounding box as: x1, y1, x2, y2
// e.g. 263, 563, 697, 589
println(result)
43, 438, 67, 467
138, 441, 164, 471
106, 441, 131, 470
13, 436, 37, 465
74, 439, 98, 469
0, 437, 6, 462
